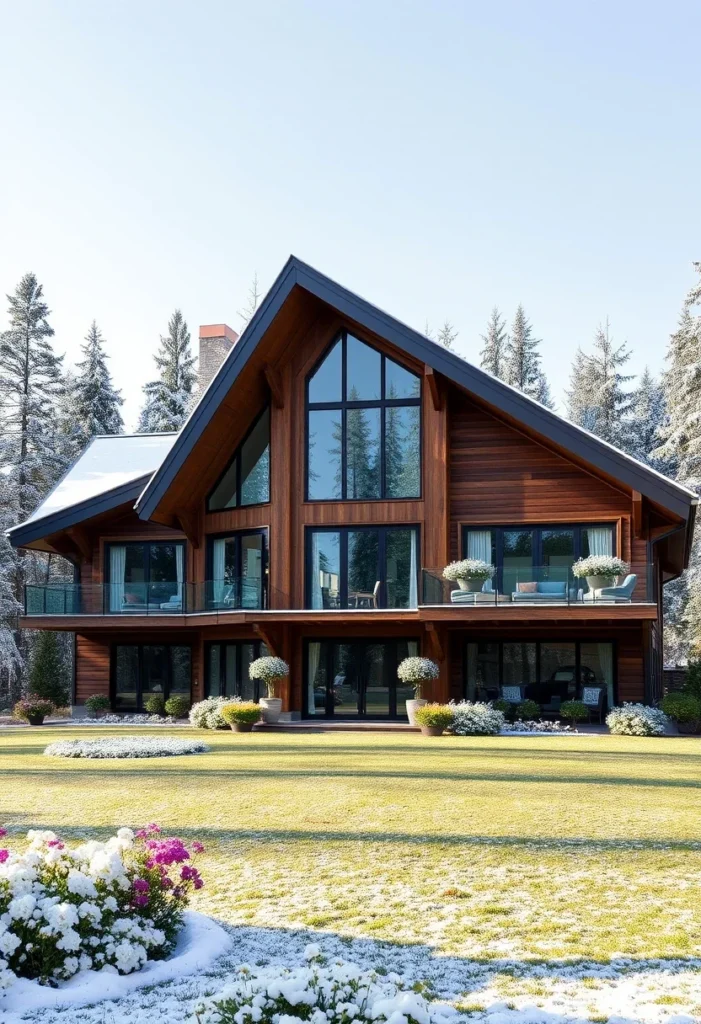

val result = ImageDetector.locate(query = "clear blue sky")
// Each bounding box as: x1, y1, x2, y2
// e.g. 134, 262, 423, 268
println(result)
1, 0, 699, 430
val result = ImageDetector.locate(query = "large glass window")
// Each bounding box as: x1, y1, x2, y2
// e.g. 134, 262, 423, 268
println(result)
307, 526, 419, 609
207, 529, 267, 609
462, 523, 615, 596
306, 331, 421, 500
112, 644, 191, 711
106, 541, 185, 613
465, 639, 615, 708
205, 640, 269, 700
305, 638, 419, 718
208, 408, 270, 510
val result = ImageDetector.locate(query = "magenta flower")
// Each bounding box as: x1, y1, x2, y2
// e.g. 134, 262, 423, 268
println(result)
132, 893, 149, 907
0, 828, 7, 839
47, 839, 65, 849
161, 876, 174, 890
0, 850, 8, 864
191, 841, 205, 854
136, 823, 162, 839
132, 878, 150, 893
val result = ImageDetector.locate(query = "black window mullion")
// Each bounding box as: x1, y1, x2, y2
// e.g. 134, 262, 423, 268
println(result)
379, 529, 386, 609
341, 407, 347, 499
341, 531, 349, 609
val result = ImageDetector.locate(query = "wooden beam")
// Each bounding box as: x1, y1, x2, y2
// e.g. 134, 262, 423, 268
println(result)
174, 508, 200, 549
424, 366, 443, 411
632, 490, 644, 539
253, 622, 281, 656
424, 622, 444, 661
264, 364, 284, 409
66, 525, 92, 562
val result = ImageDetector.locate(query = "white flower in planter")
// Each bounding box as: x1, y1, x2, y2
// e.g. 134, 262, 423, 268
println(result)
397, 657, 439, 700
572, 555, 629, 580
249, 656, 289, 698
442, 559, 495, 582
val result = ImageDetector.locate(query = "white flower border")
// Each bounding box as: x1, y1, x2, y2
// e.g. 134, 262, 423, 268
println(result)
44, 737, 209, 759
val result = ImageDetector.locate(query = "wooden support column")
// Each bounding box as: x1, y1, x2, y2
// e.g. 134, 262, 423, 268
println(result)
632, 491, 644, 540
424, 622, 450, 703
422, 366, 450, 571
264, 364, 285, 409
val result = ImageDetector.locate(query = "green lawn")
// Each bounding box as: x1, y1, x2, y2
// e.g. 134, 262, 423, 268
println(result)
3, 727, 701, 967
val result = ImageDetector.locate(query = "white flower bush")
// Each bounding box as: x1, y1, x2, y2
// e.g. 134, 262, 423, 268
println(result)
606, 703, 668, 736
249, 657, 289, 697
0, 825, 205, 992
194, 945, 455, 1024
501, 720, 573, 734
397, 658, 439, 683
571, 555, 629, 579
44, 738, 208, 759
442, 558, 495, 582
448, 701, 504, 736
189, 697, 241, 730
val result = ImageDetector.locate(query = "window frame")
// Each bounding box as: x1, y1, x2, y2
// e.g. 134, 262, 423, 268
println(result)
461, 522, 617, 591
463, 638, 617, 704
305, 524, 420, 609
110, 643, 192, 711
104, 540, 186, 586
207, 406, 271, 512
205, 640, 269, 700
205, 528, 269, 609
305, 330, 422, 502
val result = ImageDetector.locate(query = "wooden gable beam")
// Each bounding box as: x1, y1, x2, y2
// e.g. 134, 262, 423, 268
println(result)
424, 622, 444, 661
264, 364, 284, 409
424, 365, 444, 411
174, 508, 200, 549
632, 490, 644, 540
253, 623, 281, 656
66, 525, 92, 563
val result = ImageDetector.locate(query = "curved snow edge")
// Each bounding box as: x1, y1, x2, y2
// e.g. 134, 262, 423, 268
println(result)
1, 909, 231, 1017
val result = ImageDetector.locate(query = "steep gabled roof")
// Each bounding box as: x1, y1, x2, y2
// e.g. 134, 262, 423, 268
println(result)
8, 433, 178, 548
136, 255, 697, 524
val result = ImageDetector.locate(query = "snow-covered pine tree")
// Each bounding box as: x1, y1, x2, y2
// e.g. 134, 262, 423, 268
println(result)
423, 321, 434, 340
577, 319, 634, 447
0, 273, 65, 701
436, 321, 458, 351
72, 321, 124, 440
238, 274, 261, 329
138, 309, 197, 432
479, 307, 507, 379
504, 305, 553, 406
566, 347, 600, 432
626, 367, 667, 471
653, 264, 701, 661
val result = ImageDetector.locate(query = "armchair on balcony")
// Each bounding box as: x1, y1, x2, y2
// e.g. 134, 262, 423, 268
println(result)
583, 574, 638, 603
159, 592, 183, 612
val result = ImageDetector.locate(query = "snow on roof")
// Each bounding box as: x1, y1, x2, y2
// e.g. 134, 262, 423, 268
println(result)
18, 433, 178, 529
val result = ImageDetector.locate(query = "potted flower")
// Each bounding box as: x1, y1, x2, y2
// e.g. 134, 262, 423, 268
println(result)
84, 693, 111, 718
572, 555, 629, 593
397, 656, 439, 725
560, 699, 589, 726
221, 701, 262, 732
442, 559, 495, 593
414, 703, 454, 737
13, 698, 55, 726
249, 656, 289, 723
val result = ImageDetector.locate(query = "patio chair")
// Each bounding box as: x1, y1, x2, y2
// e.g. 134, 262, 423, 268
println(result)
500, 685, 526, 704
581, 686, 605, 723
584, 574, 638, 603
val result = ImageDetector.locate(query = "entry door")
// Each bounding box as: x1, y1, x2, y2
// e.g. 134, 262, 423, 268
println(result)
306, 639, 418, 719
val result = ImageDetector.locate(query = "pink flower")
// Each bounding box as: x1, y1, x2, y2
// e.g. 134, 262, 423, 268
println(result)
191, 841, 205, 854
136, 823, 161, 839
47, 839, 65, 849
161, 876, 174, 890
132, 893, 149, 907
0, 828, 7, 839
0, 850, 8, 864
132, 878, 150, 893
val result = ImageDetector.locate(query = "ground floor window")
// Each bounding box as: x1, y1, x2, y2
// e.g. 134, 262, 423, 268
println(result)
205, 640, 269, 701
112, 644, 191, 711
305, 638, 419, 718
466, 640, 615, 709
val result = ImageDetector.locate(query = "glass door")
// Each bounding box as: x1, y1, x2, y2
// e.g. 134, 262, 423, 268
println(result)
306, 639, 419, 718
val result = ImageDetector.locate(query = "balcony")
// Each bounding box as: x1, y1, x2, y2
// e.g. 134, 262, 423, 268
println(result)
24, 578, 270, 617
421, 564, 656, 608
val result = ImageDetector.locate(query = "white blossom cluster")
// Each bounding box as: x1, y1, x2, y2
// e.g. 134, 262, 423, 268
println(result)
396, 658, 439, 683
81, 714, 178, 726
248, 657, 290, 682
442, 559, 495, 582
448, 701, 505, 736
194, 945, 456, 1024
0, 828, 167, 992
189, 697, 242, 730
606, 703, 669, 736
44, 737, 208, 759
571, 555, 629, 579
500, 720, 574, 733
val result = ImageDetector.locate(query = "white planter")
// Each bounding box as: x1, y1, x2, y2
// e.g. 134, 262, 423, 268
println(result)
406, 698, 428, 726
457, 578, 484, 592
586, 574, 618, 592
259, 697, 282, 724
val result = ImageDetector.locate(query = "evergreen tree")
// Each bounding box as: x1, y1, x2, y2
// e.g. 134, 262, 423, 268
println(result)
73, 321, 124, 440
653, 265, 701, 661
566, 347, 599, 431
436, 321, 458, 351
0, 273, 64, 701
28, 630, 70, 707
238, 273, 261, 329
626, 367, 667, 470
138, 309, 196, 432
480, 307, 507, 379
423, 321, 434, 340
504, 305, 553, 406
574, 320, 633, 446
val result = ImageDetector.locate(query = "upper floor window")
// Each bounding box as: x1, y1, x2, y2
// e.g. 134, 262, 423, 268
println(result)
208, 408, 270, 511
306, 525, 419, 609
206, 529, 267, 610
105, 541, 185, 613
306, 332, 421, 501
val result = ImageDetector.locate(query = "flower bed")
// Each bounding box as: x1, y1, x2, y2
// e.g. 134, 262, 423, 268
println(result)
448, 700, 505, 736
189, 696, 241, 730
606, 703, 668, 736
0, 825, 205, 995
80, 714, 178, 726
44, 737, 208, 759
501, 720, 575, 733
194, 945, 456, 1024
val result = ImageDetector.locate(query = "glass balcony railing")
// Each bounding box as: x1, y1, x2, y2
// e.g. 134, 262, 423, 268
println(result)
24, 578, 271, 616
421, 564, 656, 606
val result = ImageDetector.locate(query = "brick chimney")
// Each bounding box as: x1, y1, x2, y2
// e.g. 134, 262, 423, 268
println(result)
198, 324, 239, 395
